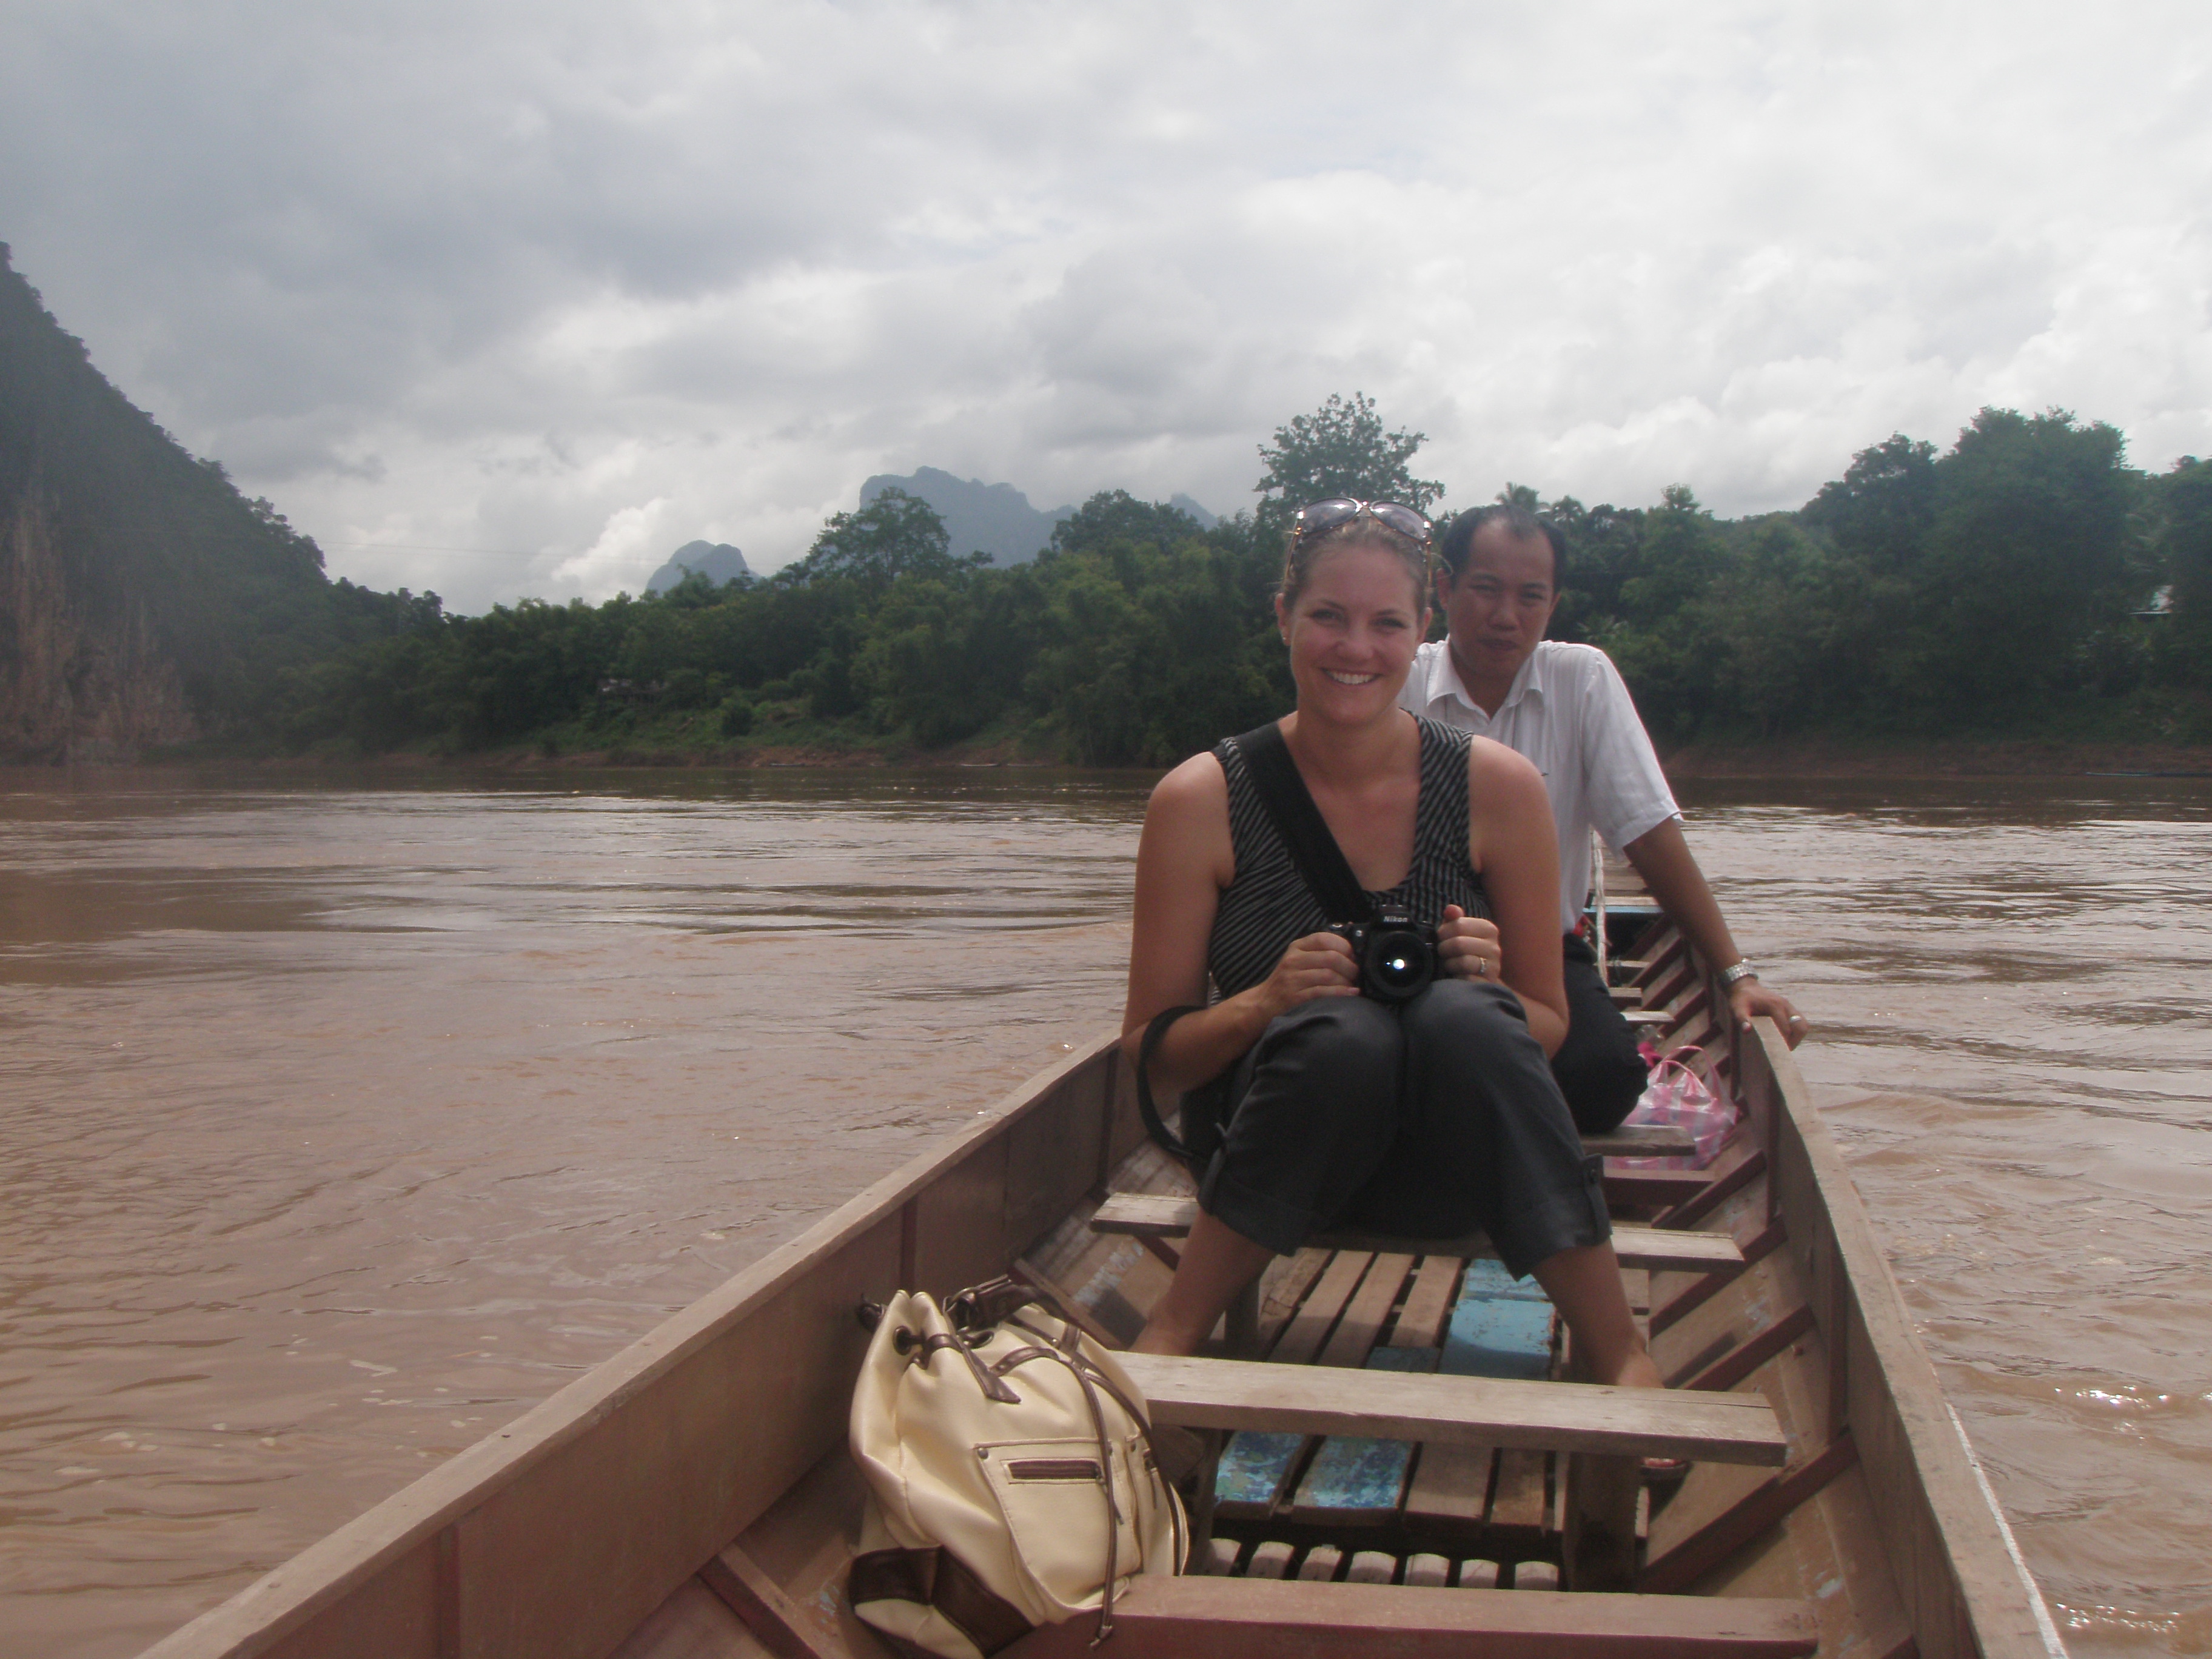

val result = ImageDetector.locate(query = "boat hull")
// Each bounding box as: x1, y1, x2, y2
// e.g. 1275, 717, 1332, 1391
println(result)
143, 930, 2062, 1659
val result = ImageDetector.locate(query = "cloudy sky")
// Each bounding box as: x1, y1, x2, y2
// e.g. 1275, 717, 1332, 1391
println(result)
5, 1, 2208, 612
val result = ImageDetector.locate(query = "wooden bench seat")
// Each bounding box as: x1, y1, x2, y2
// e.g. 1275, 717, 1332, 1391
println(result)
1124, 1122, 1694, 1161
1604, 1166, 1717, 1208
1001, 1574, 1815, 1657
1092, 1194, 1746, 1277
1596, 1123, 1697, 1157
1118, 1352, 1789, 1466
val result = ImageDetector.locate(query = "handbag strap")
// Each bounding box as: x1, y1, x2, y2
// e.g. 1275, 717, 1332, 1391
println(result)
999, 1310, 1189, 1577
1230, 722, 1375, 925
999, 1310, 1189, 1642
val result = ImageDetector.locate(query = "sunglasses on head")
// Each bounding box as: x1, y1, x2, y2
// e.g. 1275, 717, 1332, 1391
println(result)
1293, 498, 1433, 547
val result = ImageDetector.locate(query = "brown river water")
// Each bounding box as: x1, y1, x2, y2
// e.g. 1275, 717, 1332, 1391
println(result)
1, 767, 2205, 1657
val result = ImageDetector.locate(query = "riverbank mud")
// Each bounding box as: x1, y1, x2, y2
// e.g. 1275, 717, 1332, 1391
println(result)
1657, 737, 2212, 778
20, 732, 2212, 778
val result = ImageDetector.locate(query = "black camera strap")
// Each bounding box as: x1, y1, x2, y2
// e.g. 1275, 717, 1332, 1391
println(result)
1230, 722, 1376, 925
1134, 724, 1391, 1176
1133, 1003, 1207, 1173
1232, 723, 1424, 1134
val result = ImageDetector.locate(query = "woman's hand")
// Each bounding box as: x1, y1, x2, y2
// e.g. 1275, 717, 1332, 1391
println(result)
1255, 930, 1360, 1020
1436, 903, 1503, 982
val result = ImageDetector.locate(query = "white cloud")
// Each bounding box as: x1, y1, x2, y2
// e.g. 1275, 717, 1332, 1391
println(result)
3, 0, 2208, 610
552, 492, 675, 593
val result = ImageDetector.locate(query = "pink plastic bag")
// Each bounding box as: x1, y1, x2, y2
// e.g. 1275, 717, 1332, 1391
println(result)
1619, 1046, 1738, 1170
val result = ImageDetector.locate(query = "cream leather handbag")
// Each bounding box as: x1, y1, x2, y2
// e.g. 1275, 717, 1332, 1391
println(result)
847, 1279, 1185, 1658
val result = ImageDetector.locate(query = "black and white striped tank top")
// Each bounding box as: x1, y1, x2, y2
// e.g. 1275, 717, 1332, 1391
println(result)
1207, 717, 1491, 1000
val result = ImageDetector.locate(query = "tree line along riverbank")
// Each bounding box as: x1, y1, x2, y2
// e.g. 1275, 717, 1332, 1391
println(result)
6, 236, 2210, 768
241, 398, 2212, 770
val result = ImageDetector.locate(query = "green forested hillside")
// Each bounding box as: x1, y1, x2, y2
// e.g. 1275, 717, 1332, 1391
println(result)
0, 244, 438, 759
271, 394, 2212, 764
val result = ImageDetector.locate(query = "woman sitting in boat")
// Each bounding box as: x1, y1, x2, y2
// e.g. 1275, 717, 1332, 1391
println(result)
1123, 498, 1661, 1390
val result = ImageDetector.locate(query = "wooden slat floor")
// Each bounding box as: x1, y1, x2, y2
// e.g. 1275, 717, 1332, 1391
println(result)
1198, 1239, 1571, 1584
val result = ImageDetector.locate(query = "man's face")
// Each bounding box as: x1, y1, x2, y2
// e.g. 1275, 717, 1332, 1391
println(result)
1437, 525, 1561, 691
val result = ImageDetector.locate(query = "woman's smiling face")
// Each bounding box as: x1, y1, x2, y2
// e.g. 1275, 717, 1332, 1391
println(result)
1275, 540, 1430, 722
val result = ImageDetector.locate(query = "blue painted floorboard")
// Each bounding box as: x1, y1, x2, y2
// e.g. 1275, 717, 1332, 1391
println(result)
1215, 1431, 1305, 1509
1291, 1346, 1438, 1513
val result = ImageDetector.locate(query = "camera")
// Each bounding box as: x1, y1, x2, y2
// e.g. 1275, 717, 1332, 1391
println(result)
1329, 909, 1439, 1005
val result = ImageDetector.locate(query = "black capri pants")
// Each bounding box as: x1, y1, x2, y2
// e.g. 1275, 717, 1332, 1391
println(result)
1196, 978, 1611, 1278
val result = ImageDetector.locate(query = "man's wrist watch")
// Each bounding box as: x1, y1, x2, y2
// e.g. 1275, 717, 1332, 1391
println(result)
1720, 960, 1759, 990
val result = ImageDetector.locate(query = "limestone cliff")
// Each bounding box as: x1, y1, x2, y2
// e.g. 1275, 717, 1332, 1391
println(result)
0, 243, 350, 761
1, 472, 198, 761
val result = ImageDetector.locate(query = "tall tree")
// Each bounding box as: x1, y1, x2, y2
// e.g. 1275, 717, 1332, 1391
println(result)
2150, 456, 2212, 700
1541, 495, 1644, 644
1604, 486, 1733, 742
1252, 392, 1444, 537
1802, 433, 1939, 572
1048, 491, 1205, 558
1913, 408, 2133, 711
781, 489, 960, 595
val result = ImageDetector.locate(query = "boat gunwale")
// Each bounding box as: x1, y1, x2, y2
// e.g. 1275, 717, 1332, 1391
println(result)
1740, 1012, 2065, 1658
140, 1028, 1127, 1659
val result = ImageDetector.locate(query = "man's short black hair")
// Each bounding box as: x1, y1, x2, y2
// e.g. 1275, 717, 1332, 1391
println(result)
1437, 504, 1566, 590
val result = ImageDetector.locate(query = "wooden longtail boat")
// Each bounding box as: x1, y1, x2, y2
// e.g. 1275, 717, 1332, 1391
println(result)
143, 903, 2066, 1659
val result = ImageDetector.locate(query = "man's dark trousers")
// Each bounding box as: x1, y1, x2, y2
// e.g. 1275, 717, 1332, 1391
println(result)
1552, 931, 1648, 1134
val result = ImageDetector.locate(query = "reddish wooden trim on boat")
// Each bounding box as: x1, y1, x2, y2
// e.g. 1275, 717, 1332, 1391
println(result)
1603, 1168, 1714, 1208
1684, 1304, 1816, 1396
1638, 1433, 1860, 1595
433, 1527, 458, 1659
1656, 1146, 1767, 1232
1650, 1222, 1786, 1336
697, 1546, 834, 1659
998, 1577, 1817, 1658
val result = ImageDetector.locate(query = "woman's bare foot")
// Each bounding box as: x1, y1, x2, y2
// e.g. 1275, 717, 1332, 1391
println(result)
1530, 1241, 1666, 1389
1130, 1311, 1206, 1356
1608, 1348, 1664, 1390
1131, 1211, 1275, 1356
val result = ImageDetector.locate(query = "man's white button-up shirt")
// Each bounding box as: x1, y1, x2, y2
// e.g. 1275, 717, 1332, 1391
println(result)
1398, 640, 1680, 933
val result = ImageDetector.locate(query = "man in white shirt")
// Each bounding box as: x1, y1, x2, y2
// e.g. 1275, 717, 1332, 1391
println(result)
1400, 504, 1806, 1130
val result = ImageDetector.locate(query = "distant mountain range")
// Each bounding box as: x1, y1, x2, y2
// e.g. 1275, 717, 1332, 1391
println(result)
645, 540, 750, 593
642, 473, 1219, 595
859, 466, 1217, 566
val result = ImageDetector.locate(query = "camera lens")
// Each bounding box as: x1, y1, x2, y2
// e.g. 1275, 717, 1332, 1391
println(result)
1364, 927, 1433, 1002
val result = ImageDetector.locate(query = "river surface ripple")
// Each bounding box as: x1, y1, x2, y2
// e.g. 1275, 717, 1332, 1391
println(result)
1, 768, 2205, 1658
